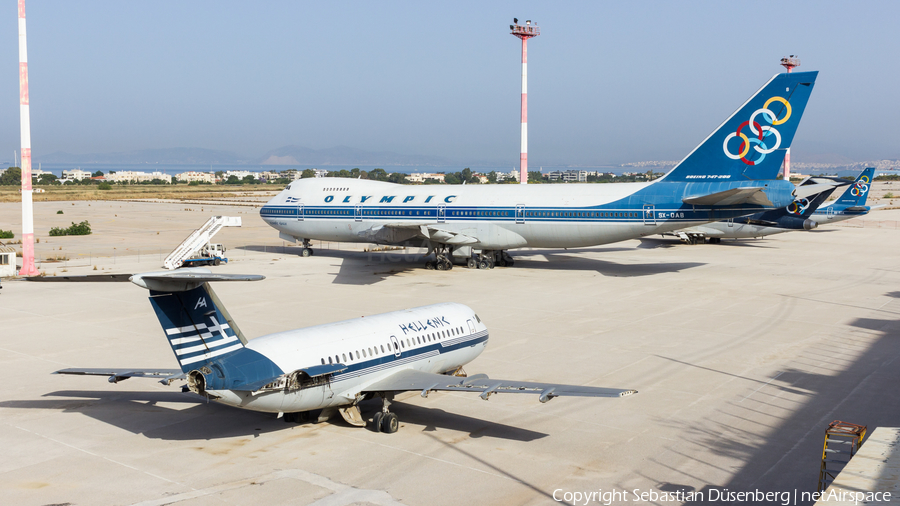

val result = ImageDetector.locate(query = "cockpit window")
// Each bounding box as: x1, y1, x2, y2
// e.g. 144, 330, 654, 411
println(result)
474, 314, 481, 323
285, 184, 292, 190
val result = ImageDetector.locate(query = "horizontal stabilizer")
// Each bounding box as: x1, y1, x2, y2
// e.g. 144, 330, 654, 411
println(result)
362, 369, 636, 402
683, 187, 772, 207
55, 368, 182, 384
131, 268, 264, 292
794, 182, 845, 200
26, 274, 133, 282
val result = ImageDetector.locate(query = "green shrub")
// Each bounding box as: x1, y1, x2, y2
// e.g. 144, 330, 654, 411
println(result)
884, 192, 894, 199
0, 229, 13, 239
57, 210, 64, 214
49, 221, 92, 236
98, 182, 112, 190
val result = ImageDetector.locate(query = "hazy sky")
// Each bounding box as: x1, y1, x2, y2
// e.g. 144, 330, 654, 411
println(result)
2, 1, 898, 166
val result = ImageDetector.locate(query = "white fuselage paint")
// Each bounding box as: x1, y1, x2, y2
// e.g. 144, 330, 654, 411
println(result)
206, 303, 488, 413
811, 205, 868, 224
261, 178, 761, 250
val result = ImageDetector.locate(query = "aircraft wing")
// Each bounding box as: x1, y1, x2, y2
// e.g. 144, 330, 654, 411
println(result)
55, 368, 184, 385
743, 218, 780, 227
357, 223, 478, 245
682, 187, 773, 207
362, 369, 636, 402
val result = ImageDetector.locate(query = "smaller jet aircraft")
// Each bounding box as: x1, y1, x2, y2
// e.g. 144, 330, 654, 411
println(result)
810, 168, 877, 225
665, 168, 875, 243
56, 269, 636, 433
664, 182, 843, 243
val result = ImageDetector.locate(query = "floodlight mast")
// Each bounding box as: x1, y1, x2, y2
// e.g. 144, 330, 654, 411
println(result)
779, 56, 800, 181
18, 0, 38, 276
511, 20, 540, 185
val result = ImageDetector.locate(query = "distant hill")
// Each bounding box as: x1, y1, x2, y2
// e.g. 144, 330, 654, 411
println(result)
258, 145, 454, 166
39, 148, 247, 165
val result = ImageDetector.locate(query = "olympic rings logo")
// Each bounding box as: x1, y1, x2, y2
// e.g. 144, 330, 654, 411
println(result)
851, 175, 870, 197
787, 198, 810, 215
723, 97, 791, 166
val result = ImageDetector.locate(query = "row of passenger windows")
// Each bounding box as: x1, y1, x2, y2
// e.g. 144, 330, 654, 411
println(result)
268, 209, 294, 215
323, 187, 349, 192
320, 325, 467, 366
526, 211, 641, 218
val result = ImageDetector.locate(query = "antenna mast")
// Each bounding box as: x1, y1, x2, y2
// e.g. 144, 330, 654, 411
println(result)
510, 19, 540, 184
18, 0, 39, 275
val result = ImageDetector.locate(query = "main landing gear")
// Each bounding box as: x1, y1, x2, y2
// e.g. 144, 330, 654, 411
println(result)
423, 246, 515, 271
424, 244, 454, 271
299, 238, 315, 257
372, 393, 399, 434
469, 250, 514, 269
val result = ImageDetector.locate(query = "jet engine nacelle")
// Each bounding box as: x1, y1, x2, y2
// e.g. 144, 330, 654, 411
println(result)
187, 370, 206, 395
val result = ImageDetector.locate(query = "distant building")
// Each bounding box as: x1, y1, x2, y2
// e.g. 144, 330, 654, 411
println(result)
30, 168, 47, 179
0, 246, 16, 277
61, 169, 92, 182
106, 171, 169, 183
223, 170, 260, 180
177, 171, 215, 183
547, 170, 587, 182
496, 169, 520, 182
313, 169, 329, 178
407, 172, 446, 183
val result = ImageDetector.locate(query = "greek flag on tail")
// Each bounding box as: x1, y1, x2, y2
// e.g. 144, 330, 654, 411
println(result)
149, 284, 245, 372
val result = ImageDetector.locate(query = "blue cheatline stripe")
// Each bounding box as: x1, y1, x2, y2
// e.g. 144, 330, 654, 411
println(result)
260, 205, 764, 224
328, 330, 489, 385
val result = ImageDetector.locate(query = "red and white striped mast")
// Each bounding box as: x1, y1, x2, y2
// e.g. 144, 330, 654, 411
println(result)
511, 19, 539, 184
17, 0, 38, 275
780, 55, 800, 181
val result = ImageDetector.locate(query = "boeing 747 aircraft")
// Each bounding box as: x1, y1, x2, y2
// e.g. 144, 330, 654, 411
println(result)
56, 269, 636, 433
261, 72, 819, 269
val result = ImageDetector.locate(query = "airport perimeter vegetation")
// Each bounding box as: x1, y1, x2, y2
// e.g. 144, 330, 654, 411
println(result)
3, 165, 897, 204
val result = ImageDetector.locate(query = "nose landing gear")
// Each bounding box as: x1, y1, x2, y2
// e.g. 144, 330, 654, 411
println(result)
299, 238, 314, 257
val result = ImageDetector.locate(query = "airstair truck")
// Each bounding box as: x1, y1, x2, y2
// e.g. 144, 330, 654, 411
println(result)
182, 243, 228, 267
163, 216, 241, 270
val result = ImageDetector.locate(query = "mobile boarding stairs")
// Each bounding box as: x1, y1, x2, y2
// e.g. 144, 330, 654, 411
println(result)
163, 216, 241, 270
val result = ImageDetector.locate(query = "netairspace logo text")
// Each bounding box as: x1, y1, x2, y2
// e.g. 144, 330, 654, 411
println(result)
551, 487, 892, 505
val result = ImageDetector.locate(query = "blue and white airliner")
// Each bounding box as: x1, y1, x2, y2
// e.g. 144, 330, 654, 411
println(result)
811, 167, 877, 224
260, 71, 820, 269
56, 269, 636, 433
666, 168, 874, 242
